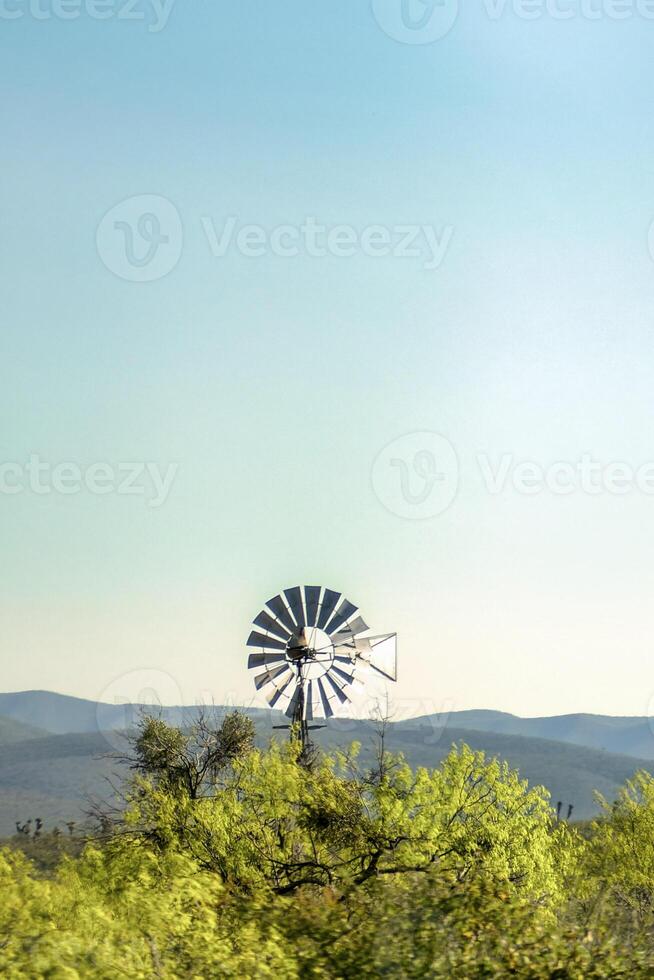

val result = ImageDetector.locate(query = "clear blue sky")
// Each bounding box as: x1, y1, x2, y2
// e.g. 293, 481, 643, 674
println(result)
2, 3, 654, 717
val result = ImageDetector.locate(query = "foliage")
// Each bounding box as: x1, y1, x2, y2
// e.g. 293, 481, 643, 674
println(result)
129, 709, 256, 799
5, 825, 83, 873
587, 770, 654, 918
3, 716, 654, 977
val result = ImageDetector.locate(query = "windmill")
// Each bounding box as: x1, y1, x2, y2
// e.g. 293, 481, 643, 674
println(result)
247, 586, 397, 749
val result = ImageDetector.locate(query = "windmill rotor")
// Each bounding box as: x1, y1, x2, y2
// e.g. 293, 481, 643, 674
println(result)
246, 586, 397, 745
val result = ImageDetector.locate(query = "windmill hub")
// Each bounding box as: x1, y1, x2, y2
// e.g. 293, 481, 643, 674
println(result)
287, 627, 331, 658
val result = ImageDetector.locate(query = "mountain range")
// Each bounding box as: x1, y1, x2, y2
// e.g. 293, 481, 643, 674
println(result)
1, 690, 654, 835
3, 691, 654, 758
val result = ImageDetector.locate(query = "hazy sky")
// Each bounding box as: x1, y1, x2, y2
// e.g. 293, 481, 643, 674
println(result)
2, 2, 654, 718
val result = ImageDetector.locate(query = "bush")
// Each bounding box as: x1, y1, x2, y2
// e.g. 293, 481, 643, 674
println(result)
2, 716, 654, 977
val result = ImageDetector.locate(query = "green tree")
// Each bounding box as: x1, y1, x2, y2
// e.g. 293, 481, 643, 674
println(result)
129, 709, 255, 799
12, 725, 654, 978
587, 770, 654, 918
122, 734, 574, 905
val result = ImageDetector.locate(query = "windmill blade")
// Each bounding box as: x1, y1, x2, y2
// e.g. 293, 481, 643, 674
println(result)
253, 610, 291, 642
342, 615, 369, 636
325, 598, 358, 636
329, 657, 366, 690
331, 664, 358, 686
247, 630, 287, 652
254, 664, 292, 691
267, 675, 296, 708
304, 586, 322, 627
284, 587, 306, 627
330, 615, 369, 646
266, 593, 296, 633
304, 680, 314, 721
248, 652, 287, 670
330, 637, 356, 650
308, 678, 333, 720
334, 638, 367, 657
316, 677, 334, 718
323, 672, 351, 705
285, 684, 302, 719
316, 589, 340, 629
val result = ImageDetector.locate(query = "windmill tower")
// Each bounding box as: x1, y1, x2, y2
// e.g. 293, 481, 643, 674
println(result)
247, 586, 397, 749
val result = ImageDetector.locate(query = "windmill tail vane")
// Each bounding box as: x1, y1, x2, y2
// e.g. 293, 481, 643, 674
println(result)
246, 585, 397, 748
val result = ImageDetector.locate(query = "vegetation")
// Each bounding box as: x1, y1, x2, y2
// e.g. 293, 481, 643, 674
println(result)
3, 712, 654, 977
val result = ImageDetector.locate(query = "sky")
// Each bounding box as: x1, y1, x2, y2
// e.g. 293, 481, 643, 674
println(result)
2, 1, 654, 719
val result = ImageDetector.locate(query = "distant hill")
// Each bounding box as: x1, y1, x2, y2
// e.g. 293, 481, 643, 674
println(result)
0, 715, 45, 746
0, 731, 118, 837
0, 709, 652, 835
1, 691, 654, 836
0, 691, 108, 734
407, 709, 654, 760
0, 691, 277, 735
2, 691, 654, 759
